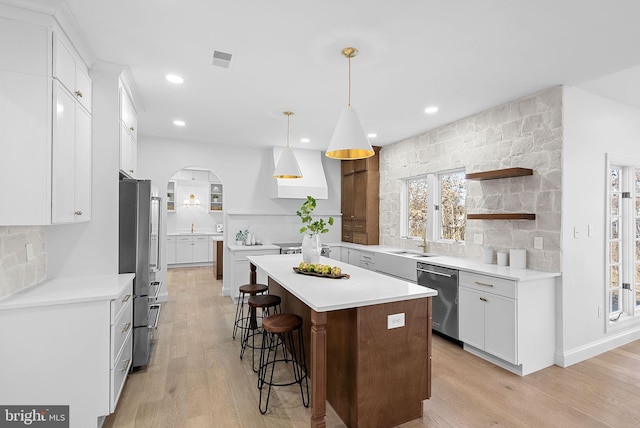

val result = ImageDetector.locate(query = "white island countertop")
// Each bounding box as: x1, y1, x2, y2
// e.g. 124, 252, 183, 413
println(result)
0, 273, 135, 310
247, 254, 437, 312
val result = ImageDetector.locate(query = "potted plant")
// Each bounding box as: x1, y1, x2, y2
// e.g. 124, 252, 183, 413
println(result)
296, 196, 334, 263
235, 230, 246, 246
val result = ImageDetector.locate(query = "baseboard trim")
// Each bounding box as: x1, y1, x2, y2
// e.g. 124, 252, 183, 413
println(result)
557, 327, 640, 367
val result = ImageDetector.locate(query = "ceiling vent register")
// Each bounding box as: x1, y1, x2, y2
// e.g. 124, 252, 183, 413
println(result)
212, 50, 233, 68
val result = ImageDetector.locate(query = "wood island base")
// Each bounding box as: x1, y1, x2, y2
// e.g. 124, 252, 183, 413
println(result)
268, 277, 432, 428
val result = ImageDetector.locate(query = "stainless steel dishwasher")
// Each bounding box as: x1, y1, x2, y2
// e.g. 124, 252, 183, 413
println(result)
417, 262, 460, 342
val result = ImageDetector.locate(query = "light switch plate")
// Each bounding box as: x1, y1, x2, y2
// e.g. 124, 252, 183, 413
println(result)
25, 243, 34, 262
474, 233, 483, 244
534, 237, 543, 250
573, 226, 580, 239
387, 313, 405, 329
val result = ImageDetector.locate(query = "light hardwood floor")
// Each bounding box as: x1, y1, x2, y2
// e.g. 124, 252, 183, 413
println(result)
104, 266, 640, 428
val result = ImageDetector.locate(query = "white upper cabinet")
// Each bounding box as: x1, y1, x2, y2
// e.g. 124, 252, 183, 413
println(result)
52, 81, 92, 223
0, 16, 49, 75
53, 33, 92, 113
119, 85, 138, 177
0, 8, 93, 225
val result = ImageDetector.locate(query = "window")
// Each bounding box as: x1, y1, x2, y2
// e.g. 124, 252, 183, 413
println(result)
438, 170, 467, 241
606, 156, 640, 324
403, 169, 466, 242
406, 176, 429, 238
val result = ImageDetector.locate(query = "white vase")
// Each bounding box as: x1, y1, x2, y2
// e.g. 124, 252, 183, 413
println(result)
302, 233, 321, 264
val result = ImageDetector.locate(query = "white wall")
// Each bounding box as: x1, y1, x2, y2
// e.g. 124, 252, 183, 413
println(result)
560, 86, 640, 364
45, 68, 121, 278
136, 135, 342, 296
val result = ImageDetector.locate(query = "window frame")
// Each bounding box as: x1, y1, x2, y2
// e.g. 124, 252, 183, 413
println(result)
402, 168, 466, 243
605, 153, 640, 331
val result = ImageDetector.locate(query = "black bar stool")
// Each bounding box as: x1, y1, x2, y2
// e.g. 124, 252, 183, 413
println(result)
257, 313, 309, 414
241, 294, 282, 372
232, 283, 267, 340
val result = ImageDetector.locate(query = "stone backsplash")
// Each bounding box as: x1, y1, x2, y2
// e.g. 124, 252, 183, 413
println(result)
0, 226, 46, 298
379, 86, 562, 272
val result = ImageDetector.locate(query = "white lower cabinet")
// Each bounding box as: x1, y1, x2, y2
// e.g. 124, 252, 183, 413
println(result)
458, 271, 556, 376
230, 248, 280, 291
166, 236, 177, 264
0, 275, 133, 428
170, 235, 214, 265
359, 251, 375, 270
459, 285, 517, 364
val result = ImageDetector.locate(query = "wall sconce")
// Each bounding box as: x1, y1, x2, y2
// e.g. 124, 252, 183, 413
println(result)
183, 193, 200, 207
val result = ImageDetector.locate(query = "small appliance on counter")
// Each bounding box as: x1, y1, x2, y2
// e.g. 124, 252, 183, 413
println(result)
274, 242, 331, 257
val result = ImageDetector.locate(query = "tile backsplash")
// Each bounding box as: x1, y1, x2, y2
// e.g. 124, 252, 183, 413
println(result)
379, 86, 562, 272
0, 226, 46, 298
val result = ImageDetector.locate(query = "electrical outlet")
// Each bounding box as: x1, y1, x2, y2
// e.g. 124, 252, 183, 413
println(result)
25, 243, 34, 262
573, 226, 580, 239
474, 233, 483, 245
534, 237, 543, 250
387, 313, 405, 329
588, 224, 594, 237
598, 305, 603, 318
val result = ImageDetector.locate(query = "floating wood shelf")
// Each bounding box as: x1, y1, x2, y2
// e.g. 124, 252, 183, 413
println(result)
467, 213, 536, 220
465, 167, 533, 181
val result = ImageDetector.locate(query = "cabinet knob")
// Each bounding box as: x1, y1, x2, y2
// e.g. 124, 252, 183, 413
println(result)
130, 127, 134, 132
74, 210, 83, 215
129, 170, 134, 173
75, 90, 83, 98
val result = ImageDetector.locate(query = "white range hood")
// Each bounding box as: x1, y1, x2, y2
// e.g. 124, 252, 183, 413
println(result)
272, 148, 328, 199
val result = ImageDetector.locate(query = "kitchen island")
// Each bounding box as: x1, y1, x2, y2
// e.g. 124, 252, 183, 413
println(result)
247, 254, 437, 428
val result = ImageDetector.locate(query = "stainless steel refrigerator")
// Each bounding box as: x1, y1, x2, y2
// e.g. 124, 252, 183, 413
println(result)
119, 178, 162, 369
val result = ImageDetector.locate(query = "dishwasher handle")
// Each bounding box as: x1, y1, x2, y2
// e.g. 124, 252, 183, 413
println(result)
417, 267, 456, 278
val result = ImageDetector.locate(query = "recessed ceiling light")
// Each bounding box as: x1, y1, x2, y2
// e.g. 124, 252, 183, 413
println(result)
424, 106, 439, 114
367, 133, 377, 138
166, 74, 184, 84
300, 138, 310, 143
173, 120, 186, 127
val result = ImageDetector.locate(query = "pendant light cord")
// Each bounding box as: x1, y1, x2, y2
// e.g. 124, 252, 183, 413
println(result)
286, 113, 291, 148
347, 54, 352, 107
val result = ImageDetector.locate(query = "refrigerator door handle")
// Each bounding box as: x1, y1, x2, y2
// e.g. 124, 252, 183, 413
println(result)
151, 196, 162, 271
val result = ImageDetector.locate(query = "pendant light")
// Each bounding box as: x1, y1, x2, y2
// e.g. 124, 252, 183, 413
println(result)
325, 47, 374, 160
273, 111, 303, 179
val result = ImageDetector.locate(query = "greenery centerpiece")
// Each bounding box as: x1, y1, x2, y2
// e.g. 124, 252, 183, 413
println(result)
296, 196, 333, 263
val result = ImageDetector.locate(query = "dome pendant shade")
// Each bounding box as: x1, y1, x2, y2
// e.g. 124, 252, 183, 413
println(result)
325, 107, 374, 159
273, 111, 303, 179
273, 146, 303, 178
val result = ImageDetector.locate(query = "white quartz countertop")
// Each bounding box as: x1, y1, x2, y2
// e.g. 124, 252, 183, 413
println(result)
228, 244, 279, 251
0, 274, 135, 310
247, 254, 437, 312
331, 242, 560, 282
168, 232, 223, 236
414, 255, 560, 281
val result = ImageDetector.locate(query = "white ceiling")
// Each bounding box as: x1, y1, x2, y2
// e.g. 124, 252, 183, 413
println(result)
60, 0, 640, 151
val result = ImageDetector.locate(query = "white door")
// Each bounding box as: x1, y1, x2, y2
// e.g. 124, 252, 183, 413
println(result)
484, 293, 517, 364
458, 287, 485, 350
192, 237, 209, 263
52, 82, 76, 223
176, 237, 192, 263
